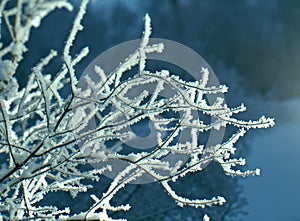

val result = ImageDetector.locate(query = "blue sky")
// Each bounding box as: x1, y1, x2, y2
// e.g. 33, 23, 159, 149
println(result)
241, 98, 300, 221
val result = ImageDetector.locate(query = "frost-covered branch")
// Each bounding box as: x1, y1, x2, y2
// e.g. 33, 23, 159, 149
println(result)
0, 1, 275, 221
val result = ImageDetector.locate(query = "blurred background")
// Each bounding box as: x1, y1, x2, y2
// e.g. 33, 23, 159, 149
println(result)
14, 0, 300, 220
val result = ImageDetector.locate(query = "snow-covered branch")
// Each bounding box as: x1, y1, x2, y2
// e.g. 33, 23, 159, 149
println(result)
0, 1, 275, 220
